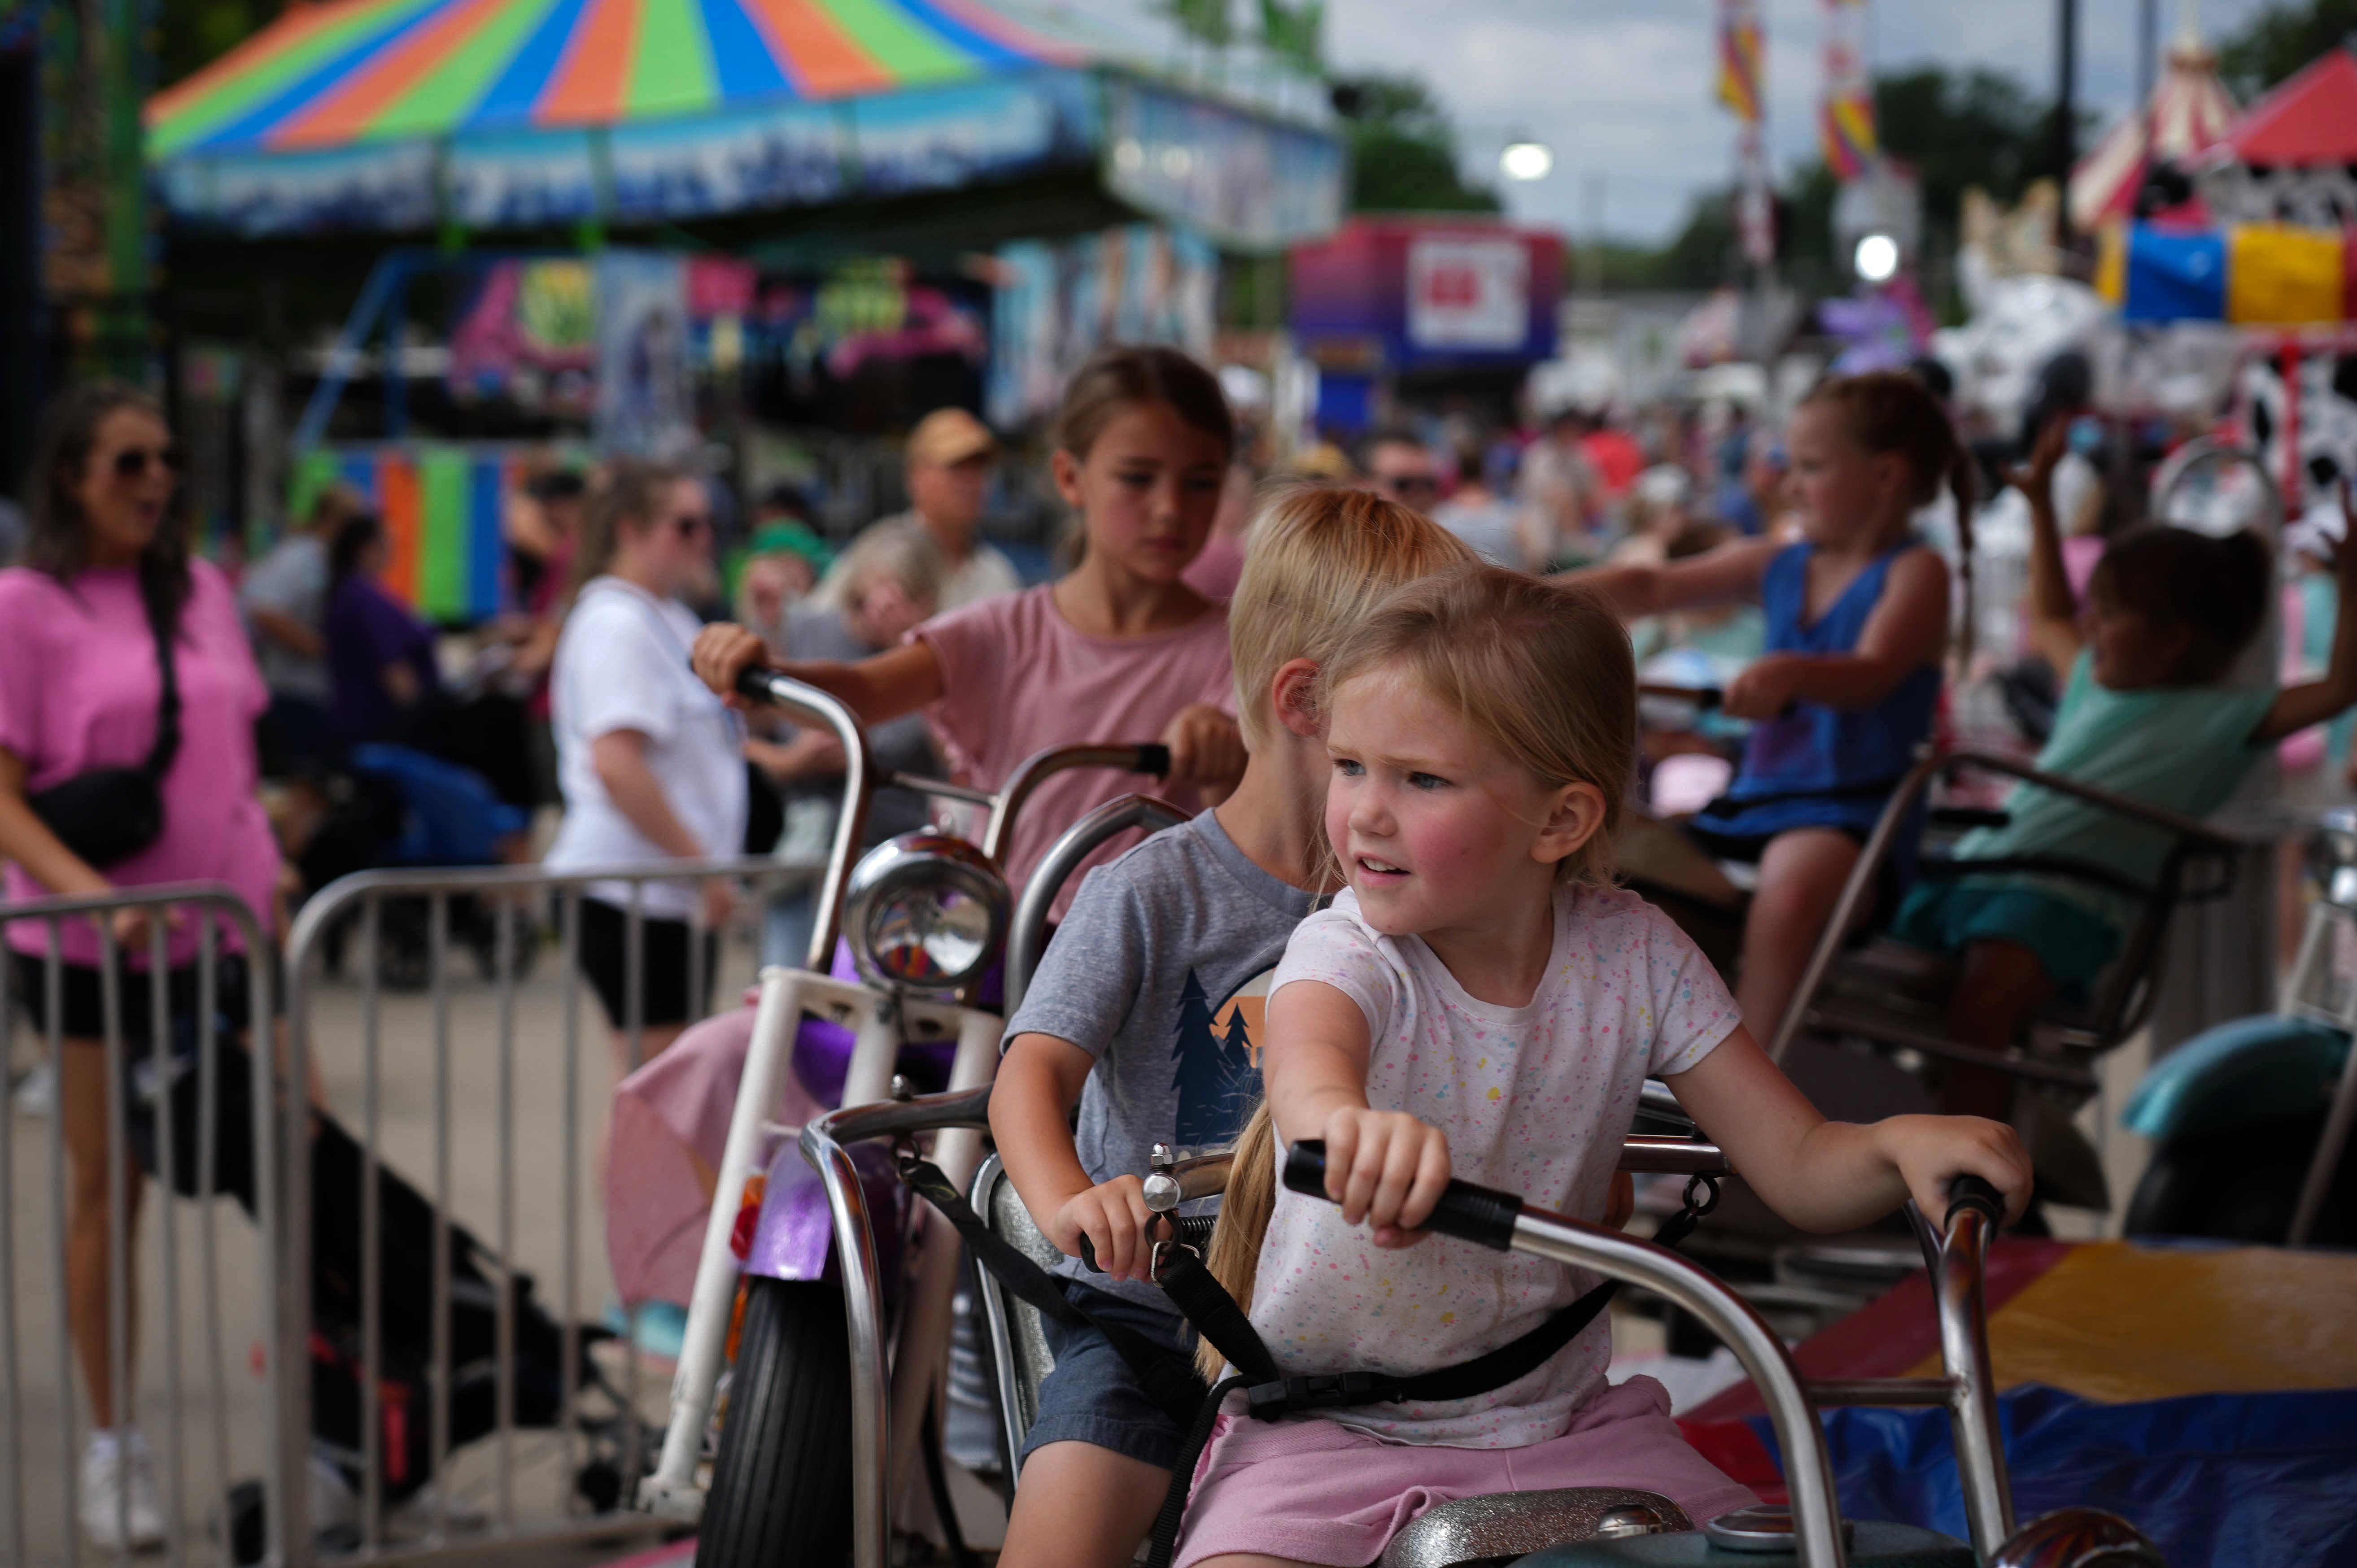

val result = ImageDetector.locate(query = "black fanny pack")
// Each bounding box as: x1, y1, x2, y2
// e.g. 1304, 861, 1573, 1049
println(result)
29, 597, 182, 869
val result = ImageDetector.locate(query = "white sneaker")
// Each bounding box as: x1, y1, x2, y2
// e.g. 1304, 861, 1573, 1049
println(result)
80, 1428, 167, 1552
13, 1061, 54, 1117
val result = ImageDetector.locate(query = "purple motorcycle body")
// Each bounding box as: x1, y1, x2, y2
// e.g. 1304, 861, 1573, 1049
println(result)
738, 940, 977, 1289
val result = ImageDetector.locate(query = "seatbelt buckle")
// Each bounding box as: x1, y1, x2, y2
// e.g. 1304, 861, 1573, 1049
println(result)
1243, 1371, 1399, 1420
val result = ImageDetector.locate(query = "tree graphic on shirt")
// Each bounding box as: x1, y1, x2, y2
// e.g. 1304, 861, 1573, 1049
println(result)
1170, 967, 1256, 1148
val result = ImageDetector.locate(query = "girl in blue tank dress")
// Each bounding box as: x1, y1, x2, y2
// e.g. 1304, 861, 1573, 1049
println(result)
1573, 370, 1973, 1041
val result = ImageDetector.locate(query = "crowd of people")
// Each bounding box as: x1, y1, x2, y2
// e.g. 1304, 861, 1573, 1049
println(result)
4, 335, 2349, 1560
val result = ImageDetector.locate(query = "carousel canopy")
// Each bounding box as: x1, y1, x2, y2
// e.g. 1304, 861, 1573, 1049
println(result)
147, 0, 1079, 157
2067, 5, 2237, 231
2226, 46, 2357, 166
145, 0, 1344, 250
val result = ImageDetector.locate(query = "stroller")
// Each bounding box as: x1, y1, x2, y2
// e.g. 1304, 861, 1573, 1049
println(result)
118, 1005, 629, 1559
297, 743, 537, 990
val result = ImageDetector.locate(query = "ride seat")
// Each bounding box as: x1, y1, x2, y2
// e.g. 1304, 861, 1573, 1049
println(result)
971, 1152, 1065, 1481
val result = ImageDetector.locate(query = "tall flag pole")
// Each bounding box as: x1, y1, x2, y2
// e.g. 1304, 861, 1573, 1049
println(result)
1718, 0, 1774, 267
1819, 0, 1877, 181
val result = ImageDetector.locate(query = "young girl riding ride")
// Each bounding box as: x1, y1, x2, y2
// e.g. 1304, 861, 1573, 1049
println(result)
692, 346, 1249, 902
1573, 370, 1974, 1040
991, 488, 1479, 1568
1895, 428, 2357, 1123
1175, 567, 2031, 1568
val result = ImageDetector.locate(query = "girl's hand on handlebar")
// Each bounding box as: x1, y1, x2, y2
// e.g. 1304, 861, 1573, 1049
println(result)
1048, 1176, 1156, 1282
1721, 652, 1803, 720
691, 623, 771, 707
1876, 1114, 2033, 1227
1160, 704, 1247, 794
1321, 1106, 1451, 1247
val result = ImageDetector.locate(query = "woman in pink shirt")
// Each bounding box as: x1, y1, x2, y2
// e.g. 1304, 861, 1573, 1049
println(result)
693, 346, 1249, 896
0, 385, 280, 1550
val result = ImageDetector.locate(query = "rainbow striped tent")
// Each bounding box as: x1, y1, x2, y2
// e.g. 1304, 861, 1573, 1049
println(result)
145, 0, 1344, 249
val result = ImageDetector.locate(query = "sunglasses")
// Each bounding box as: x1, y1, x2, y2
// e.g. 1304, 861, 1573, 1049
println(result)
111, 446, 184, 480
1380, 474, 1439, 496
668, 511, 713, 537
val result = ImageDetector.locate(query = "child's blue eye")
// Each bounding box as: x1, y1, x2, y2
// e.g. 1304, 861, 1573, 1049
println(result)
1408, 771, 1448, 791
1334, 758, 1364, 778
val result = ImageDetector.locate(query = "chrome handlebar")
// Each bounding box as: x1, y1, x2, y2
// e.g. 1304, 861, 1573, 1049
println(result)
736, 668, 877, 972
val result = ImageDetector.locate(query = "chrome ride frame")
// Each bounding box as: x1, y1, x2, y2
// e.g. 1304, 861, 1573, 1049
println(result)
807, 1080, 2016, 1568
640, 668, 1171, 1521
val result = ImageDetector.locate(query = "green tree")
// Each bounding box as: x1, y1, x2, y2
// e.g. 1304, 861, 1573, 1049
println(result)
1329, 73, 1501, 214
159, 0, 274, 87
2218, 0, 2357, 97
1257, 0, 1323, 77
1161, 0, 1234, 49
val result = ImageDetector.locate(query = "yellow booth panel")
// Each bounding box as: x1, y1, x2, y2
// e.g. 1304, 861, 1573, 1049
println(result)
1905, 1241, 2357, 1402
2225, 223, 2346, 325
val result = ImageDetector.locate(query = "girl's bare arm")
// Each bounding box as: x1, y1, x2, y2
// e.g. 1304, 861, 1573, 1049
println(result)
2257, 483, 2357, 742
1664, 1025, 2031, 1230
691, 622, 945, 727
1724, 548, 1948, 719
1264, 980, 1451, 1240
2016, 419, 2086, 675
1558, 538, 1781, 620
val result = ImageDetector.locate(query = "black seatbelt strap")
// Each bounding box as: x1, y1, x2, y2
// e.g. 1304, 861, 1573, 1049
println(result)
894, 1151, 1207, 1429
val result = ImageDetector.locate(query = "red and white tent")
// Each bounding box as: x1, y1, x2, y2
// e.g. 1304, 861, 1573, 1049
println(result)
2225, 46, 2357, 166
2068, 4, 2239, 231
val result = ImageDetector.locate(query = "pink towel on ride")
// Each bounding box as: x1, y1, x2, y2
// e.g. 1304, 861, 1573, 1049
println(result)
1173, 1376, 1757, 1568
605, 993, 827, 1307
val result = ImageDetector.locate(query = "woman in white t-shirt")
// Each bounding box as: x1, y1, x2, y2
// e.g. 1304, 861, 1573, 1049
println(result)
544, 460, 746, 1067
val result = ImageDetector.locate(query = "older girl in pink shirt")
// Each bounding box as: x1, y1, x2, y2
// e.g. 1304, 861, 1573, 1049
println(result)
695, 346, 1247, 895
0, 385, 281, 1550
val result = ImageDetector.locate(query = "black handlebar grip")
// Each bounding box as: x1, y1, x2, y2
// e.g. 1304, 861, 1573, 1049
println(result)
1077, 1234, 1105, 1273
1282, 1140, 1522, 1253
1947, 1173, 2005, 1230
1134, 743, 1171, 778
733, 663, 780, 703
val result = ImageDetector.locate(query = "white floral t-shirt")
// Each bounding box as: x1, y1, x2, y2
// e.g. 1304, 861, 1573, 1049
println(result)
1249, 883, 1739, 1447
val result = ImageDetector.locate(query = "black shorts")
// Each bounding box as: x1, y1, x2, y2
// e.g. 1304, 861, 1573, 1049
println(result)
574, 897, 716, 1031
9, 949, 259, 1047
1684, 819, 1905, 930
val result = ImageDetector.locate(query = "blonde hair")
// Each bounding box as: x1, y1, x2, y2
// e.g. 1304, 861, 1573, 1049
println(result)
1321, 566, 1636, 887
836, 521, 947, 611
1196, 568, 1637, 1366
1227, 484, 1480, 751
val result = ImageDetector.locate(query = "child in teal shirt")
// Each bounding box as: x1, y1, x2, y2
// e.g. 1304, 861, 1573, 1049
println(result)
1896, 427, 2357, 1119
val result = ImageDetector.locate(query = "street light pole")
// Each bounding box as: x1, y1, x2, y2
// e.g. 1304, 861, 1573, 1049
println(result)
2054, 0, 2078, 253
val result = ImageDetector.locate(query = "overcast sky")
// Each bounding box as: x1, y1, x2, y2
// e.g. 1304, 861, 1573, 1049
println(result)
1030, 0, 2286, 240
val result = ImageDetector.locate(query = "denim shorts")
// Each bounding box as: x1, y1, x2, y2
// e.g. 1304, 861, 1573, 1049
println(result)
1020, 1280, 1196, 1472
1890, 880, 2122, 1001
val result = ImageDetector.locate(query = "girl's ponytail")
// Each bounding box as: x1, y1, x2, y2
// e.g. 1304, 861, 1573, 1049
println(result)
1948, 443, 1979, 664
1195, 1099, 1279, 1382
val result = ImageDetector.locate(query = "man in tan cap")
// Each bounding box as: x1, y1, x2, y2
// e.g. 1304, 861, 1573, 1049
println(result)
821, 407, 1021, 613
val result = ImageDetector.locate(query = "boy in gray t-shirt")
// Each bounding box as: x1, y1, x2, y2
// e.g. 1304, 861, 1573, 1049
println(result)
1004, 809, 1313, 1312
986, 488, 1480, 1566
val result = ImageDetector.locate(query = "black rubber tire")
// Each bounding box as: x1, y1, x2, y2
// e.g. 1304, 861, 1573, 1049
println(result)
697, 1278, 855, 1568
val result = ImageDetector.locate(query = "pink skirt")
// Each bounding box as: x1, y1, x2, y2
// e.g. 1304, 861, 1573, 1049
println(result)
1174, 1376, 1758, 1568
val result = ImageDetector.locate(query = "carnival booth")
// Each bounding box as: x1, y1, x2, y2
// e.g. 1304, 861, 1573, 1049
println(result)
1286, 215, 1564, 435
147, 0, 1345, 614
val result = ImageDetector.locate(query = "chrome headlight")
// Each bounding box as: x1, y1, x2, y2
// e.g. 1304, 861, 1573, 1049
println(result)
841, 832, 1011, 993
2310, 807, 2357, 910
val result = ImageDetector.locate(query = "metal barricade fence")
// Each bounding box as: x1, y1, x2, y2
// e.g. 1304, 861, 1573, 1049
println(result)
275, 855, 819, 1568
0, 884, 282, 1568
